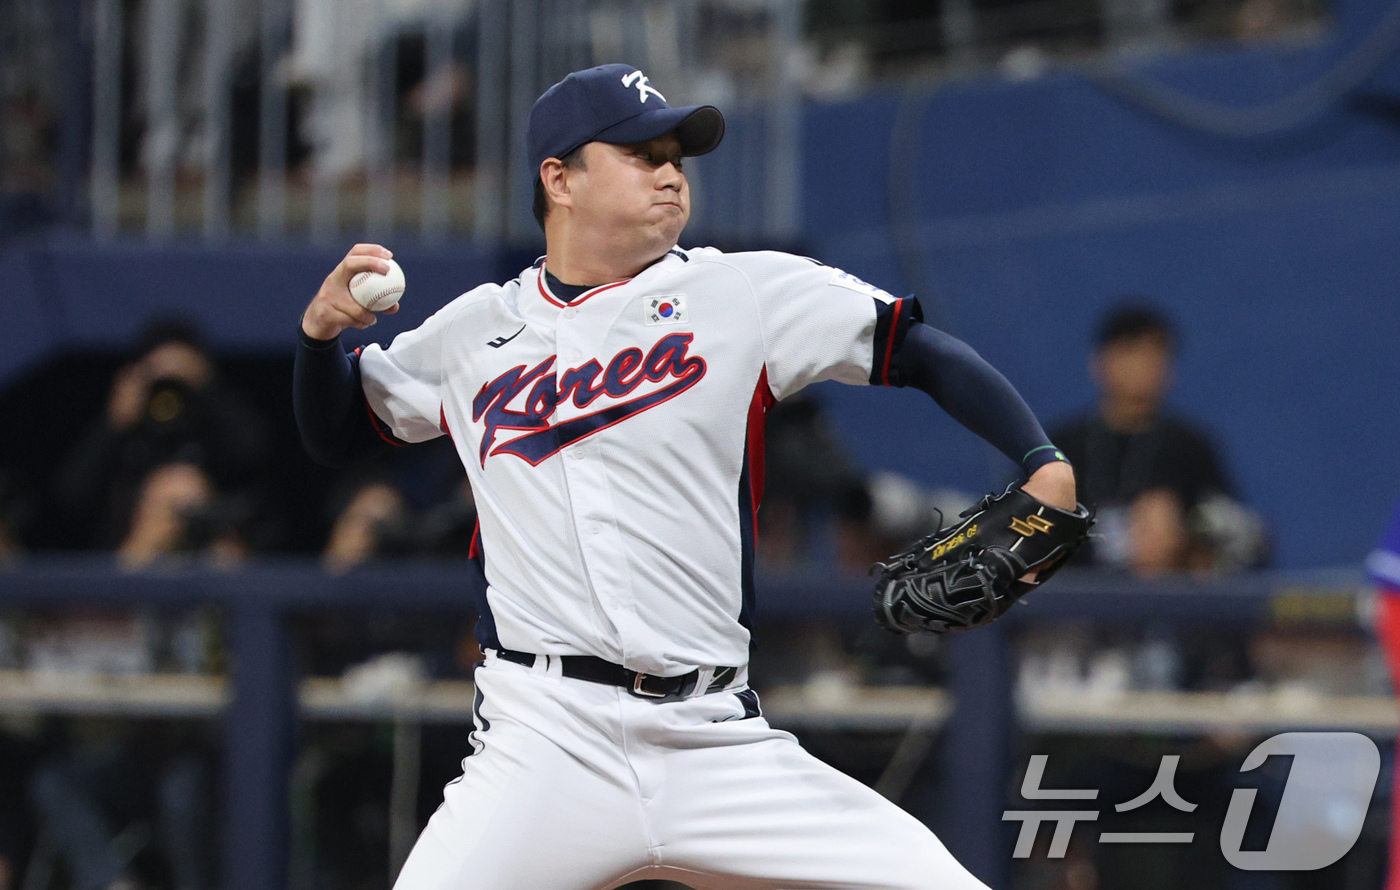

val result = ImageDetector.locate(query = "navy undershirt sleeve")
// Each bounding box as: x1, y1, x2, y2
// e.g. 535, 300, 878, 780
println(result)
887, 322, 1065, 477
293, 327, 400, 466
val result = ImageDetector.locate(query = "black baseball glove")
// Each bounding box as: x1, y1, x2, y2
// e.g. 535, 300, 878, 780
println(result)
872, 485, 1093, 634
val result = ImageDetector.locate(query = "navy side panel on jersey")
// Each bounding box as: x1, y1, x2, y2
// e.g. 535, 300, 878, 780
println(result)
736, 688, 762, 719
736, 368, 775, 646
737, 453, 757, 644
467, 521, 502, 650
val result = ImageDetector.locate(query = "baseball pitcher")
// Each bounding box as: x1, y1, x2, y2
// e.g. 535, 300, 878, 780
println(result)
295, 64, 1088, 890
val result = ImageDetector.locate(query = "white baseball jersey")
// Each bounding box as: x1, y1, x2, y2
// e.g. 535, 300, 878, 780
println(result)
358, 247, 914, 675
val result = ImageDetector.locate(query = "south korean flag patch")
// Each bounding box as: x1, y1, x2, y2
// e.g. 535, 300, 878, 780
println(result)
645, 294, 687, 326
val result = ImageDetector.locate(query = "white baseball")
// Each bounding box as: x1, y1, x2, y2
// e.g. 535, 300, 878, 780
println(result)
348, 258, 406, 312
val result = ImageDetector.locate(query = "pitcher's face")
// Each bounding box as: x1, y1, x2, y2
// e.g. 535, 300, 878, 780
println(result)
570, 133, 690, 252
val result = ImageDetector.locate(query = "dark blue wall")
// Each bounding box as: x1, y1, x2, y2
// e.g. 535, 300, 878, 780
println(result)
0, 236, 507, 382
800, 2, 1400, 567
6, 1, 1400, 566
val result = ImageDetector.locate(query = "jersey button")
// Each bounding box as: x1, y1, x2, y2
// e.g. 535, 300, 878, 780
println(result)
564, 308, 578, 320
590, 524, 602, 535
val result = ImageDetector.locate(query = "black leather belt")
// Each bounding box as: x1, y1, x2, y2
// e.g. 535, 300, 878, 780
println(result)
494, 648, 739, 701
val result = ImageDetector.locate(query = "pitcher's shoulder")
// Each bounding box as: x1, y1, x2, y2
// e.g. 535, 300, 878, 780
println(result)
438, 279, 519, 318
680, 249, 817, 277
683, 246, 824, 275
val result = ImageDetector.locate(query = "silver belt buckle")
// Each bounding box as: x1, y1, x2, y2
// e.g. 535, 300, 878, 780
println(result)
631, 671, 666, 698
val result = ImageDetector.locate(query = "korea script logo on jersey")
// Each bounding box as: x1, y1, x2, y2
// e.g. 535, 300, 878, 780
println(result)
471, 333, 707, 466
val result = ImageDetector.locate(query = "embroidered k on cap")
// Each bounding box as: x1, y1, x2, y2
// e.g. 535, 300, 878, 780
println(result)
526, 64, 725, 175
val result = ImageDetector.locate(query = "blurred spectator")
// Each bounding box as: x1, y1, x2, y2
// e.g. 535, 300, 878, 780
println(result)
834, 472, 972, 571
322, 468, 478, 571
288, 0, 476, 180
322, 473, 410, 572
758, 394, 862, 567
1049, 302, 1265, 575
117, 462, 249, 569
0, 0, 61, 209
1233, 0, 1320, 41
129, 0, 265, 196
288, 0, 384, 177
1126, 487, 1191, 576
55, 317, 269, 551
1, 87, 55, 193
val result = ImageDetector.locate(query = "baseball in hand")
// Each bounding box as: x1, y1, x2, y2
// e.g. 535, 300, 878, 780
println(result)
349, 259, 406, 312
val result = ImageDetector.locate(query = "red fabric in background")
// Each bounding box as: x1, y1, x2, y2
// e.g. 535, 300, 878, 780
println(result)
1376, 590, 1400, 890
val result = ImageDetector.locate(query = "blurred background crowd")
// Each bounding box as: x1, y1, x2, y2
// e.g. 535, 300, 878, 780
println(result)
0, 300, 1270, 572
1, 0, 1398, 888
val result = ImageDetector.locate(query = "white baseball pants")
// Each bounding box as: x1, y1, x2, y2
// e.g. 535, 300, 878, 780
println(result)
392, 651, 991, 890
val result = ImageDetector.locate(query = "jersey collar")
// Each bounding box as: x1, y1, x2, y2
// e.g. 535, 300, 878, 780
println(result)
533, 249, 689, 309
536, 261, 632, 308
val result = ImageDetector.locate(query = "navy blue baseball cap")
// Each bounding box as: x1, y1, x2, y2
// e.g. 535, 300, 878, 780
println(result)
527, 64, 725, 176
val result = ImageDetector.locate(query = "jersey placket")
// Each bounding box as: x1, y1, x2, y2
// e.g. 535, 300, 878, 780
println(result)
550, 283, 651, 665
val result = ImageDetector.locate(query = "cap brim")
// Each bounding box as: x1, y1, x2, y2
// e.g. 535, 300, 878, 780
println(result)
592, 105, 725, 158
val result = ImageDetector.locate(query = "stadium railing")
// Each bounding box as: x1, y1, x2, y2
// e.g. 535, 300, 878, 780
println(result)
0, 560, 1369, 890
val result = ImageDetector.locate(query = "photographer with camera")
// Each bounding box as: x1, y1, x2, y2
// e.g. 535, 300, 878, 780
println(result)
22, 318, 263, 890
54, 317, 269, 556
